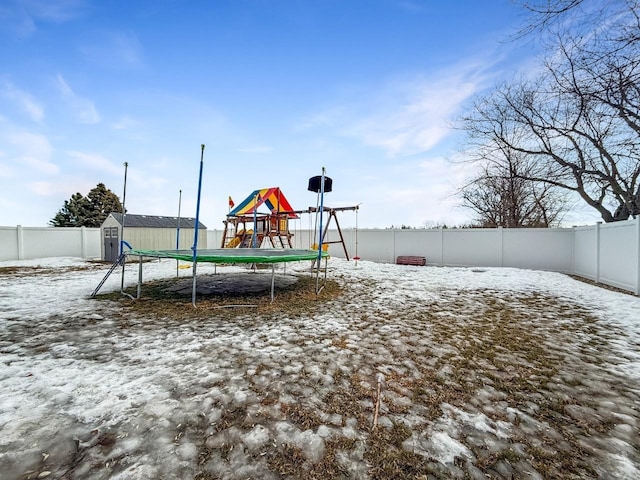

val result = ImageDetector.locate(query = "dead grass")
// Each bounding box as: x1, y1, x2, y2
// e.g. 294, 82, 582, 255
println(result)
323, 373, 375, 430
266, 443, 308, 476
330, 336, 349, 349
281, 403, 324, 431
404, 290, 625, 479
568, 273, 638, 296
306, 437, 357, 479
0, 263, 107, 277
94, 274, 342, 322
256, 288, 630, 479
365, 423, 436, 479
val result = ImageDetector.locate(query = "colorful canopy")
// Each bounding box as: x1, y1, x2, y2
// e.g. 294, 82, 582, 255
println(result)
228, 187, 298, 218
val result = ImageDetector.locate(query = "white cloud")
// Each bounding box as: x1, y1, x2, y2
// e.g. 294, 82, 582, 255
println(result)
55, 74, 101, 124
128, 171, 169, 192
0, 162, 17, 178
237, 145, 273, 154
299, 56, 501, 158
22, 156, 59, 175
66, 150, 122, 175
350, 73, 487, 156
0, 0, 86, 37
19, 0, 85, 22
27, 181, 61, 196
26, 177, 95, 198
7, 130, 58, 174
294, 108, 345, 131
339, 152, 474, 228
1, 81, 44, 122
111, 115, 139, 130
79, 31, 143, 68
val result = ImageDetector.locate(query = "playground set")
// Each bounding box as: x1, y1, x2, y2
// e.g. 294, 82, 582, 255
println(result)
221, 182, 359, 260
221, 187, 298, 249
92, 146, 360, 305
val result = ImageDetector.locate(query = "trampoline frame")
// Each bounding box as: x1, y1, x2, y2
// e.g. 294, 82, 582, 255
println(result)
125, 248, 329, 303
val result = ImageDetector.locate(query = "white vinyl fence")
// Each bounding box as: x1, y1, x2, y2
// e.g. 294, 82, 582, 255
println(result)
0, 226, 101, 262
2, 219, 639, 294
210, 219, 640, 295
573, 220, 640, 293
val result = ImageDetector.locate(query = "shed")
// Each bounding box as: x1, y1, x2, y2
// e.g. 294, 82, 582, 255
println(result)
101, 213, 207, 262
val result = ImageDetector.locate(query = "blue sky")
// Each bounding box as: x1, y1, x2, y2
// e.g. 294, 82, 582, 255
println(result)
1, 0, 581, 229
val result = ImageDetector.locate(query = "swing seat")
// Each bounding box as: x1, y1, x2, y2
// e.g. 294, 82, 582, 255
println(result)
311, 243, 329, 252
396, 256, 426, 266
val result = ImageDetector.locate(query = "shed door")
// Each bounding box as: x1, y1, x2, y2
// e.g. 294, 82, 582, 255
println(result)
104, 227, 119, 262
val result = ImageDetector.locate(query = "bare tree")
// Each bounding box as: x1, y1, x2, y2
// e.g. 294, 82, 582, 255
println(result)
459, 0, 640, 222
460, 145, 567, 227
515, 0, 634, 40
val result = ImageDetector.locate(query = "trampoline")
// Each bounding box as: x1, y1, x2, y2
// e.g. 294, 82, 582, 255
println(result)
128, 248, 324, 264
125, 248, 329, 303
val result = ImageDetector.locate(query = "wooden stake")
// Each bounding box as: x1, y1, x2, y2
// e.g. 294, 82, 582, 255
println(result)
373, 378, 382, 429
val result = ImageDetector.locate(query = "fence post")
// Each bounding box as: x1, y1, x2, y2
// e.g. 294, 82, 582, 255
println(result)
636, 216, 640, 295
595, 222, 601, 283
81, 226, 87, 258
392, 229, 396, 264
498, 226, 504, 267
440, 227, 444, 266
571, 226, 576, 275
17, 225, 24, 260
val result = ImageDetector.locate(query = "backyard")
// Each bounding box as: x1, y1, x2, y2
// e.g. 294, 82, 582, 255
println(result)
0, 257, 638, 479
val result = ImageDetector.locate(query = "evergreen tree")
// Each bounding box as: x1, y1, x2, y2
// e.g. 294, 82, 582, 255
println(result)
49, 193, 90, 227
50, 184, 123, 227
86, 183, 123, 227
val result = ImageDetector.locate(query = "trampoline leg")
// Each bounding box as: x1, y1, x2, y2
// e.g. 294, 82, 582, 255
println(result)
323, 256, 328, 282
137, 255, 143, 299
270, 264, 275, 302
192, 260, 198, 307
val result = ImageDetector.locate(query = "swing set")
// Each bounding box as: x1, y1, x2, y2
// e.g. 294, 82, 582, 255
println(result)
221, 187, 298, 249
223, 178, 361, 262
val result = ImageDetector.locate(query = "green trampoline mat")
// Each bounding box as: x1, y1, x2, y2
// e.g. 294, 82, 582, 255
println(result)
126, 248, 328, 264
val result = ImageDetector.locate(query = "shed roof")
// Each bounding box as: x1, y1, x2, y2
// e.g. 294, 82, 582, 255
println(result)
109, 213, 207, 229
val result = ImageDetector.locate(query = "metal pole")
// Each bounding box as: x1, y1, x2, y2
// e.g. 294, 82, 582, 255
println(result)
277, 188, 282, 240
192, 145, 205, 307
252, 193, 259, 248
120, 162, 129, 292
354, 204, 360, 266
316, 167, 326, 294
176, 189, 182, 277
137, 255, 143, 299
270, 264, 275, 302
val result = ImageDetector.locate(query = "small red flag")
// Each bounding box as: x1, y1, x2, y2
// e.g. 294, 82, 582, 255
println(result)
228, 196, 234, 208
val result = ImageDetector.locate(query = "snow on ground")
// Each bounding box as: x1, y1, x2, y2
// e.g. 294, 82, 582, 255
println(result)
0, 257, 639, 479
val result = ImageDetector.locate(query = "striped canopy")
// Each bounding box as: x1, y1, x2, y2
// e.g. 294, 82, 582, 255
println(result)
228, 187, 298, 218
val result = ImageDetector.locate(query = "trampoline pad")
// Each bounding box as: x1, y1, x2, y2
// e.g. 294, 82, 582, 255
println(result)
127, 248, 327, 264
164, 272, 299, 296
